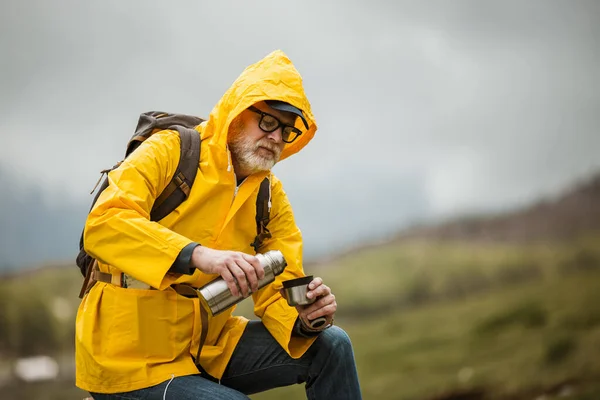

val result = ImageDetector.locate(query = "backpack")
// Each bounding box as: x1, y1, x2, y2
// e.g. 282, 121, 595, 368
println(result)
76, 111, 272, 297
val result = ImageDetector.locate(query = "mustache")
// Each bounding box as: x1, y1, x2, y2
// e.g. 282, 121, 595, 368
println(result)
256, 140, 281, 155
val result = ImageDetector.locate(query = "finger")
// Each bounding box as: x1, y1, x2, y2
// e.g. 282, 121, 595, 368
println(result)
227, 260, 250, 297
308, 277, 323, 290
307, 303, 337, 321
296, 304, 312, 319
236, 256, 259, 292
241, 253, 264, 280
219, 266, 239, 297
307, 284, 330, 300
300, 293, 336, 317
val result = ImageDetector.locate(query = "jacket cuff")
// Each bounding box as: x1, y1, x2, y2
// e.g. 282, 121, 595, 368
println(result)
292, 317, 321, 338
168, 242, 200, 275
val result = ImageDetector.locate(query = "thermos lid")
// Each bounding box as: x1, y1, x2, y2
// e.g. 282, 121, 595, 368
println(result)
282, 275, 313, 289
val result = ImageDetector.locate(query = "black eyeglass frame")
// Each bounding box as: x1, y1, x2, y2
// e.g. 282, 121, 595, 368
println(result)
247, 106, 304, 144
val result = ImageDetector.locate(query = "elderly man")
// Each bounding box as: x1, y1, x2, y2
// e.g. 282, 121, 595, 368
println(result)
76, 50, 362, 399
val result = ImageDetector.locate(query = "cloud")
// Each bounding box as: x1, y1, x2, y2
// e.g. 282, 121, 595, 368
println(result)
1, 0, 599, 259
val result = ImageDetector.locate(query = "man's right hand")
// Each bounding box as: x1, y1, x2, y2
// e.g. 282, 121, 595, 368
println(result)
191, 246, 264, 297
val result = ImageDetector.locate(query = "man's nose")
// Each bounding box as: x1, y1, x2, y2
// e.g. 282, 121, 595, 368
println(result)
266, 127, 283, 143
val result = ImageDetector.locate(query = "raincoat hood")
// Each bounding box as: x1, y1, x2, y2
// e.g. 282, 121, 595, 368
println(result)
202, 50, 317, 165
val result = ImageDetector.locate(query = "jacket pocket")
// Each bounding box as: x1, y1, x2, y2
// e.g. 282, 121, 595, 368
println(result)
104, 285, 195, 362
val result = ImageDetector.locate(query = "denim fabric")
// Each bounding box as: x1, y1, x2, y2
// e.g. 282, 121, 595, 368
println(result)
90, 321, 362, 400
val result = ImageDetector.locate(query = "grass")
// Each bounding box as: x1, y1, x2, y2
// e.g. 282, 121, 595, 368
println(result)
2, 235, 600, 399
237, 236, 600, 399
245, 269, 600, 400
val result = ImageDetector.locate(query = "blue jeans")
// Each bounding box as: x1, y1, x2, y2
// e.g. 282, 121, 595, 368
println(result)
90, 321, 362, 399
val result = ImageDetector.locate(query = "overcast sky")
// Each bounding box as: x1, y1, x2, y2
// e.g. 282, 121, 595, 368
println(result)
2, 0, 599, 258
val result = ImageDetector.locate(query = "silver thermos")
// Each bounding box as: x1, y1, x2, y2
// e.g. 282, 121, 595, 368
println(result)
199, 250, 287, 315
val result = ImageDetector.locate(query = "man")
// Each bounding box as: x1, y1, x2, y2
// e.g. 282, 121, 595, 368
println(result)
76, 50, 362, 399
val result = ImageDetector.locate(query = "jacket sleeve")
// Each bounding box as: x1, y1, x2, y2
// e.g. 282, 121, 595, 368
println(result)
251, 176, 318, 357
83, 130, 196, 290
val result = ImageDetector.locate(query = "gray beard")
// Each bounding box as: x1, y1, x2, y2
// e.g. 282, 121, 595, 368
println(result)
229, 135, 280, 176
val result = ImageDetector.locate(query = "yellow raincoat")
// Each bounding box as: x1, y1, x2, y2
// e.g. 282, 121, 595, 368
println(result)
75, 50, 318, 393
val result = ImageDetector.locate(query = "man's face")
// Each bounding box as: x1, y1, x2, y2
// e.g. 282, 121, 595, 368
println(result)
228, 101, 296, 177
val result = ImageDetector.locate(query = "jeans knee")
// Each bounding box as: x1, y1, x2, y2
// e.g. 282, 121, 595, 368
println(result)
319, 326, 354, 357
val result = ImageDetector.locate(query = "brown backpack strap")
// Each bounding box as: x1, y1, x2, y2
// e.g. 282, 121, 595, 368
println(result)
171, 284, 211, 379
150, 127, 201, 221
197, 303, 209, 370
78, 259, 97, 298
250, 176, 272, 252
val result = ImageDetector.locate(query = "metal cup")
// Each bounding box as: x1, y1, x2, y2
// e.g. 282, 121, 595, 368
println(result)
282, 276, 315, 306
281, 276, 328, 329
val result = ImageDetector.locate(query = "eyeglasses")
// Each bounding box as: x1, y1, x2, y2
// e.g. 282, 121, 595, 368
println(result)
247, 106, 303, 143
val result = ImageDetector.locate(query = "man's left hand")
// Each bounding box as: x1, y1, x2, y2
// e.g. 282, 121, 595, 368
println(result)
295, 277, 336, 329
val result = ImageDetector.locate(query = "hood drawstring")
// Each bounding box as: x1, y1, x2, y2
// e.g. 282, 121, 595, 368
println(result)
163, 374, 175, 399
226, 146, 232, 172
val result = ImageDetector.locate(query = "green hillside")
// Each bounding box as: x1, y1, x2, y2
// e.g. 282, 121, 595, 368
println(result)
241, 235, 600, 399
2, 234, 600, 399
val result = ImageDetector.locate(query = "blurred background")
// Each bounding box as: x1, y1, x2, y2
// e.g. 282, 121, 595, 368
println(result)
1, 0, 600, 399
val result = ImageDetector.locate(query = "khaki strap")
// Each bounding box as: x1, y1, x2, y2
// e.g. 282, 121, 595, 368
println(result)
78, 261, 124, 299
92, 269, 123, 286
